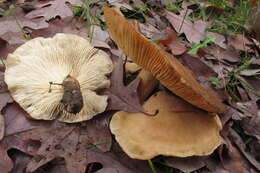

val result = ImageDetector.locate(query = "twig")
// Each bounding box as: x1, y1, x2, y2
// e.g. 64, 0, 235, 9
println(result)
179, 8, 188, 33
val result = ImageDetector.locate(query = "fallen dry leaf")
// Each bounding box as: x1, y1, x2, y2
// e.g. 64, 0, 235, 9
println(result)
158, 28, 187, 55
165, 156, 206, 172
203, 45, 241, 63
0, 114, 4, 141
30, 17, 87, 38
138, 22, 161, 39
8, 150, 33, 173
0, 72, 13, 110
102, 56, 145, 113
228, 128, 260, 171
227, 34, 253, 52
3, 103, 48, 137
165, 11, 207, 43
0, 13, 48, 43
25, 0, 83, 21
179, 54, 228, 102
0, 135, 39, 173
219, 142, 251, 173
0, 114, 113, 173
165, 10, 227, 48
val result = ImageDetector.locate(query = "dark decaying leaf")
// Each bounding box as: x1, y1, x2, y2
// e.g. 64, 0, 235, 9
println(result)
8, 149, 33, 173
219, 141, 251, 173
165, 10, 226, 48
102, 56, 145, 113
25, 0, 83, 21
0, 112, 118, 173
179, 54, 228, 102
165, 10, 207, 43
165, 156, 206, 172
228, 128, 260, 171
227, 35, 253, 52
0, 135, 38, 173
202, 45, 241, 63
0, 114, 4, 141
30, 17, 87, 39
0, 72, 13, 110
3, 103, 48, 136
157, 28, 187, 55
0, 15, 48, 42
241, 115, 260, 141
0, 7, 48, 58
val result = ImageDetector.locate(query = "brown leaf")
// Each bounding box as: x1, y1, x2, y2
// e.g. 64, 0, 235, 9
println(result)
158, 28, 187, 55
91, 25, 111, 49
3, 103, 49, 137
30, 17, 87, 38
139, 22, 161, 39
0, 14, 48, 43
0, 113, 113, 173
165, 10, 227, 48
228, 129, 260, 171
0, 135, 37, 173
25, 0, 83, 21
165, 156, 206, 172
219, 142, 251, 173
240, 69, 260, 76
203, 45, 241, 63
102, 56, 145, 113
179, 54, 228, 102
241, 115, 260, 141
165, 11, 207, 43
227, 35, 253, 52
23, 115, 112, 173
8, 150, 32, 173
0, 72, 13, 111
0, 114, 4, 141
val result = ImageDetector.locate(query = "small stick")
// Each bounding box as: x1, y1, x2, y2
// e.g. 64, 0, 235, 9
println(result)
49, 82, 63, 93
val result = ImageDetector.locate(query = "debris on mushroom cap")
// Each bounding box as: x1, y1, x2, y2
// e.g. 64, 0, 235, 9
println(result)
5, 33, 113, 123
110, 91, 222, 160
103, 7, 226, 113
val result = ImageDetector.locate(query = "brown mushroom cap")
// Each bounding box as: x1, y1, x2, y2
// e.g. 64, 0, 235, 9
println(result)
103, 7, 225, 113
110, 91, 222, 160
5, 33, 113, 123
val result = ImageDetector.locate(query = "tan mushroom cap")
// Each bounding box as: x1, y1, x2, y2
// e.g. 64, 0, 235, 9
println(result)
110, 91, 222, 160
5, 33, 113, 123
103, 7, 225, 113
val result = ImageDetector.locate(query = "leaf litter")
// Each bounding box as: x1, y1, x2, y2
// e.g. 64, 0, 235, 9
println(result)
0, 0, 260, 172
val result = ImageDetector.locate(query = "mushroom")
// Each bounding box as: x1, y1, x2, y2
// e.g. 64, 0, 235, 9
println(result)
103, 7, 225, 113
110, 91, 222, 160
4, 33, 113, 123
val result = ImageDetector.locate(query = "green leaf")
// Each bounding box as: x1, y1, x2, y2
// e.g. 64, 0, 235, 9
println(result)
208, 77, 222, 89
187, 36, 216, 54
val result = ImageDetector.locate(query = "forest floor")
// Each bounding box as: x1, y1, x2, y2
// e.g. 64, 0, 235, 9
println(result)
0, 0, 260, 173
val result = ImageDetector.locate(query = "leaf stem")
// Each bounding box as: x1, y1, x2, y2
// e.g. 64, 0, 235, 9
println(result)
148, 160, 157, 173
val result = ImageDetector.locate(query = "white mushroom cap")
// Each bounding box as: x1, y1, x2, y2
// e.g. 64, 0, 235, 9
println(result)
5, 33, 113, 123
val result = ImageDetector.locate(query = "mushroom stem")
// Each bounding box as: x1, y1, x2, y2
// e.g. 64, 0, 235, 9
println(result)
137, 69, 158, 103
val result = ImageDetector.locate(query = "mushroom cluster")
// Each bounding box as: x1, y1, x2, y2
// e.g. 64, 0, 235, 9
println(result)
5, 33, 113, 123
104, 7, 224, 159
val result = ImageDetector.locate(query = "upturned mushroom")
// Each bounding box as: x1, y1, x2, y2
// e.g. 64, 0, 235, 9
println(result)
5, 33, 113, 123
103, 7, 225, 113
110, 91, 222, 160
